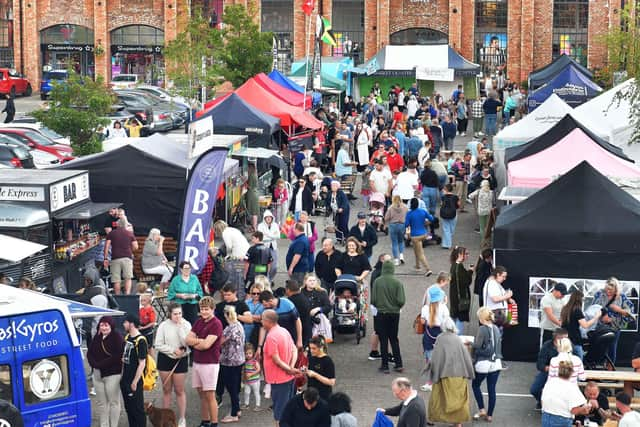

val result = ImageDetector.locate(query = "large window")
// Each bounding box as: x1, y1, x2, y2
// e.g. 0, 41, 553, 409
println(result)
0, 0, 12, 67
111, 25, 164, 46
331, 0, 364, 63
474, 0, 508, 78
261, 0, 293, 73
552, 0, 588, 65
389, 28, 448, 45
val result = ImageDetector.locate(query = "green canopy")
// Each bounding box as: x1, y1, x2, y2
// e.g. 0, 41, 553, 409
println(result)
290, 59, 347, 91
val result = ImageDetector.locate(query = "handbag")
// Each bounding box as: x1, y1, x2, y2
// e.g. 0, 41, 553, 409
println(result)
294, 350, 308, 389
455, 265, 470, 312
507, 302, 519, 326
312, 313, 333, 342
414, 314, 425, 335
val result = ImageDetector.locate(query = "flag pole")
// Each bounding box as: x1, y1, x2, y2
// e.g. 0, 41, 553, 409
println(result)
303, 13, 312, 111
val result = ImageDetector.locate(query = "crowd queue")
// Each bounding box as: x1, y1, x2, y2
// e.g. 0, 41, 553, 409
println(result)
66, 80, 640, 427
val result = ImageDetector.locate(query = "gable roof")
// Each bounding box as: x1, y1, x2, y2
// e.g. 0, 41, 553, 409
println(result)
528, 54, 593, 90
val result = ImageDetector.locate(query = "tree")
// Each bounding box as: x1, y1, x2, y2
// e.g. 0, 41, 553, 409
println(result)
32, 71, 113, 156
600, 2, 640, 143
163, 7, 222, 101
219, 3, 273, 88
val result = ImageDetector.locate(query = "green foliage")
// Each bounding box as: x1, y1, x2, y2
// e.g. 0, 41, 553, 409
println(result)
218, 3, 274, 88
32, 71, 113, 155
601, 3, 640, 143
163, 7, 223, 101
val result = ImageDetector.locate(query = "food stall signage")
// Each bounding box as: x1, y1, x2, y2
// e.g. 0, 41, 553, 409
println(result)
0, 186, 45, 202
50, 174, 89, 212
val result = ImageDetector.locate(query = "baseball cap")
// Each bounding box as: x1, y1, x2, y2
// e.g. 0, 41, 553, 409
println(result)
553, 283, 568, 296
357, 212, 367, 219
124, 313, 141, 327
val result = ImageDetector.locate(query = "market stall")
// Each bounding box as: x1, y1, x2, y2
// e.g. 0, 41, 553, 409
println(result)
0, 169, 118, 292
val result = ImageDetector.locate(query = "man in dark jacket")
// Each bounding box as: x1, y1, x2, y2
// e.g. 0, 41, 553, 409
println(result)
290, 178, 314, 221
371, 260, 406, 373
280, 387, 331, 427
530, 328, 567, 409
382, 377, 427, 427
348, 212, 378, 260
314, 238, 343, 291
285, 280, 312, 346
473, 249, 493, 306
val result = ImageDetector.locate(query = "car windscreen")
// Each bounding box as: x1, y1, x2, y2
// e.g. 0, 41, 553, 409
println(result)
25, 130, 55, 146
38, 126, 64, 140
45, 71, 68, 81
112, 75, 136, 82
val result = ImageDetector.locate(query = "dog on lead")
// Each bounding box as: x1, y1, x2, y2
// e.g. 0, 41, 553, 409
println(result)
145, 401, 177, 427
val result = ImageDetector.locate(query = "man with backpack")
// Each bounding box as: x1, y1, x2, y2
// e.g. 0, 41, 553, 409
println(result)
121, 314, 148, 427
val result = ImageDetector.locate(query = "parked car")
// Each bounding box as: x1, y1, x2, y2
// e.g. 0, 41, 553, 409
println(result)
0, 128, 74, 163
135, 85, 189, 107
40, 70, 69, 99
110, 74, 139, 90
0, 68, 32, 97
116, 89, 188, 129
0, 122, 71, 145
0, 135, 35, 168
111, 92, 155, 134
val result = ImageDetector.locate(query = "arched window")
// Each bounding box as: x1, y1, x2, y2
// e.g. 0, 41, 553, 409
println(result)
110, 25, 164, 46
552, 0, 588, 65
474, 0, 508, 77
261, 0, 293, 73
389, 28, 448, 45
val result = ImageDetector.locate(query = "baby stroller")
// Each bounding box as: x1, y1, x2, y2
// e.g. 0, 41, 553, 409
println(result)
368, 192, 387, 234
331, 274, 367, 344
583, 323, 616, 370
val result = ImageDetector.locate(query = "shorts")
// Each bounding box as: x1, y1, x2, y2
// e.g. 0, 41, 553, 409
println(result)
110, 257, 133, 282
270, 380, 294, 421
157, 352, 189, 374
373, 314, 381, 335
191, 362, 219, 391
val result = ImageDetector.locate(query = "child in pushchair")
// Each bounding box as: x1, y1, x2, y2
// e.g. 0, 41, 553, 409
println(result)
333, 276, 359, 327
368, 192, 386, 233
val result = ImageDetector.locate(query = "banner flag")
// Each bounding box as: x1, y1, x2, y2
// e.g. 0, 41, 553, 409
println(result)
302, 0, 315, 16
177, 147, 228, 274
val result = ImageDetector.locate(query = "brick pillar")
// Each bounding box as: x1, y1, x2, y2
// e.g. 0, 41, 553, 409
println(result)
363, 0, 377, 62
449, 0, 462, 51
533, 0, 553, 74
22, 0, 39, 89
293, 0, 306, 59
520, 0, 535, 83
321, 0, 332, 57
377, 0, 389, 51
12, 0, 22, 73
460, 0, 475, 60
588, 0, 610, 69
507, 0, 523, 83
94, 0, 109, 83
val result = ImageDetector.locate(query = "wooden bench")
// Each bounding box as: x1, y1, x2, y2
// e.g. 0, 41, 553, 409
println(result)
132, 236, 177, 283
606, 396, 640, 410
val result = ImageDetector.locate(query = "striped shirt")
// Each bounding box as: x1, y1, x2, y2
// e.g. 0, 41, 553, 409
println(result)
548, 353, 586, 383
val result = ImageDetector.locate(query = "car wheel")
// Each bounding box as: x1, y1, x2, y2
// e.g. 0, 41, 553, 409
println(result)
25, 84, 32, 97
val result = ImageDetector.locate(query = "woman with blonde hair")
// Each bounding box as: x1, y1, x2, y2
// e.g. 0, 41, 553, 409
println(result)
141, 228, 173, 287
301, 273, 333, 342
592, 276, 634, 365
548, 337, 586, 383
219, 305, 246, 423
471, 307, 503, 422
384, 195, 408, 266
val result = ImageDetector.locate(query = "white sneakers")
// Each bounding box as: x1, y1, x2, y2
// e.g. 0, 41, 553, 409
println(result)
394, 259, 400, 266
178, 418, 186, 427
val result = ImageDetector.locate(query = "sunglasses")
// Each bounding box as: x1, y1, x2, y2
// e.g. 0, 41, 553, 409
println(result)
251, 292, 261, 295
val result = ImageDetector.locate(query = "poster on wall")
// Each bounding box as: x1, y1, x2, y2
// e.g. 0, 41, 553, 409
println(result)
479, 33, 507, 76
528, 276, 640, 332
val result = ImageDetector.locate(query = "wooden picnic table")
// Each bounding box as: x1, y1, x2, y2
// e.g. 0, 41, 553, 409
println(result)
583, 369, 640, 393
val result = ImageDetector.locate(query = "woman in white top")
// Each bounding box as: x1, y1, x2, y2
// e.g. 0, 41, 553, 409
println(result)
483, 265, 514, 327
154, 302, 192, 427
468, 180, 494, 241
420, 285, 450, 391
214, 220, 250, 259
141, 228, 173, 286
547, 337, 586, 383
541, 361, 591, 427
109, 121, 128, 139
257, 209, 279, 280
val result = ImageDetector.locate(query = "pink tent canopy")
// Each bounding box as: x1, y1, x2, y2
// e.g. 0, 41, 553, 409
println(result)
253, 73, 312, 109
508, 128, 640, 188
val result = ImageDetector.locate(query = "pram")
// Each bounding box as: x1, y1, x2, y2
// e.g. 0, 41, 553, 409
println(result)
583, 323, 616, 370
331, 274, 367, 344
368, 192, 386, 233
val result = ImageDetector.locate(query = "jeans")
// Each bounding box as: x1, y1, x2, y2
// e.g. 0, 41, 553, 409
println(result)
443, 136, 454, 151
94, 373, 122, 427
608, 329, 621, 365
308, 251, 315, 273
120, 378, 146, 427
485, 114, 497, 136
221, 365, 242, 416
271, 380, 295, 421
377, 312, 403, 369
541, 412, 573, 427
453, 317, 465, 335
530, 371, 548, 403
441, 217, 457, 249
574, 344, 584, 361
421, 187, 438, 214
472, 370, 500, 416
388, 223, 405, 259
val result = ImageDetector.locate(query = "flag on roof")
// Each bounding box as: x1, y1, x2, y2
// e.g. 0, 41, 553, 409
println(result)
316, 15, 336, 47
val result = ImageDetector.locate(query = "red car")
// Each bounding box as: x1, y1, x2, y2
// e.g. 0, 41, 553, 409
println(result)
0, 68, 32, 97
0, 128, 74, 163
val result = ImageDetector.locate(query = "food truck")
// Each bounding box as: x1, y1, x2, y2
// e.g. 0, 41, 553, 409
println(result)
0, 169, 118, 293
0, 284, 123, 426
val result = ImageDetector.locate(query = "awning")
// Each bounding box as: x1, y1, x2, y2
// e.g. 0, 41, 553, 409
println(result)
46, 293, 126, 318
231, 147, 287, 170
0, 203, 49, 228
53, 201, 120, 220
0, 234, 47, 262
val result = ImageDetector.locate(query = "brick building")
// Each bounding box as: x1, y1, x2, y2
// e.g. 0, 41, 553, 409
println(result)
261, 0, 620, 84
0, 0, 619, 91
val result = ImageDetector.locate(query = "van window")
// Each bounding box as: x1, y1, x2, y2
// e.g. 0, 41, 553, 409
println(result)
0, 365, 12, 403
22, 355, 70, 405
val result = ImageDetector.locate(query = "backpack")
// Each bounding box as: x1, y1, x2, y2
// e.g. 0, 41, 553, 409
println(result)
126, 334, 157, 391
440, 195, 457, 219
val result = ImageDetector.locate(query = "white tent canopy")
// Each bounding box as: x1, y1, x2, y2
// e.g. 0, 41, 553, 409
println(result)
0, 234, 47, 262
494, 94, 573, 149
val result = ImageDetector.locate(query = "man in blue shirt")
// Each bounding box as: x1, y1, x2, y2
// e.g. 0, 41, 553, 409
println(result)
257, 290, 302, 349
404, 198, 435, 276
286, 222, 310, 285
394, 124, 406, 158
335, 142, 356, 179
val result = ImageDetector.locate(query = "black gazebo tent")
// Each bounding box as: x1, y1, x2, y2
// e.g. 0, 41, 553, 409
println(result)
197, 93, 281, 149
494, 161, 640, 362
57, 134, 240, 237
504, 114, 632, 164
528, 54, 593, 91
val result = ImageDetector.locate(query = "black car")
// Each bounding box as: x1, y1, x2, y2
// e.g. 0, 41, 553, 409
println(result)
0, 136, 34, 168
112, 92, 154, 133
115, 89, 188, 129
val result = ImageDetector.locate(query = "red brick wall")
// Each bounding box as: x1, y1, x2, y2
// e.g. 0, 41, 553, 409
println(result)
588, 0, 610, 70
519, 0, 535, 84
94, 0, 109, 83
388, 0, 450, 35
448, 0, 462, 50
507, 0, 523, 83
532, 0, 553, 75
460, 0, 474, 60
